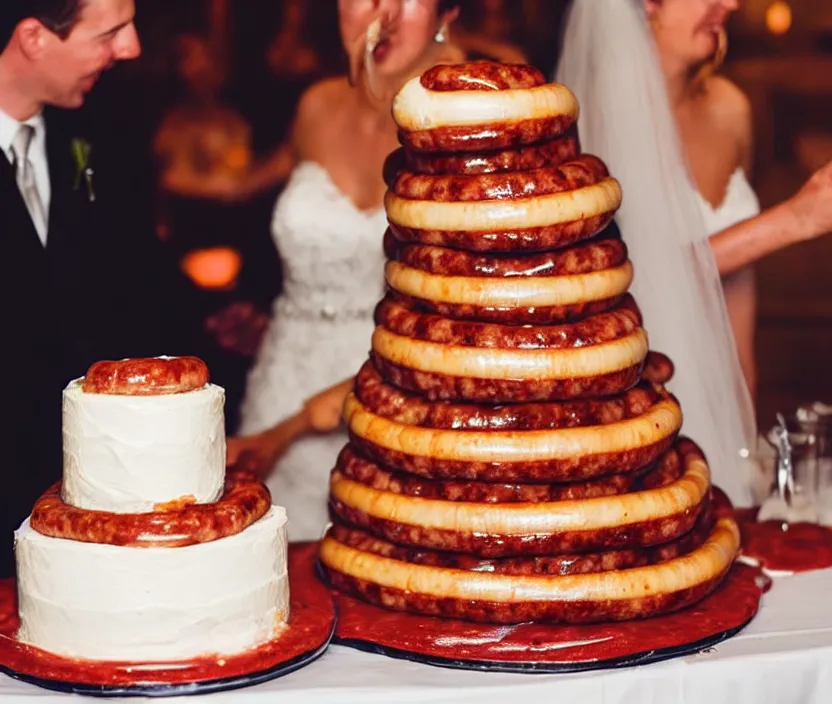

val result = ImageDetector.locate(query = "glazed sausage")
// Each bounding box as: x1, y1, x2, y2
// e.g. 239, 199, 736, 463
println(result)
394, 132, 580, 177
419, 62, 548, 92
374, 295, 641, 351
386, 207, 618, 255
384, 228, 626, 278
393, 62, 579, 153
391, 155, 609, 202
335, 442, 683, 503
354, 359, 666, 433
31, 472, 271, 548
328, 499, 712, 575
320, 533, 732, 624
82, 357, 209, 396
327, 440, 711, 557
344, 386, 682, 483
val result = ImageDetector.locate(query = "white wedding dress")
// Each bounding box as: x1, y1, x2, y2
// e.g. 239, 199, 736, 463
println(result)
695, 167, 760, 236
239, 161, 388, 540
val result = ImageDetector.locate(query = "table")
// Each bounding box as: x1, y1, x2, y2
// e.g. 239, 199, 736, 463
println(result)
2, 567, 832, 703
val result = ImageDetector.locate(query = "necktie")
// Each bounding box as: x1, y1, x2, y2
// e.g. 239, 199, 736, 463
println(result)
11, 124, 47, 243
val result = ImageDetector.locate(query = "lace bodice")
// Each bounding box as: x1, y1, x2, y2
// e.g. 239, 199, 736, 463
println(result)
271, 161, 387, 321
696, 167, 761, 232
239, 160, 388, 538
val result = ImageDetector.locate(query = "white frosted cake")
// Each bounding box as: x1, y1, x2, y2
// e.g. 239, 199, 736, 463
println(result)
14, 356, 290, 663
61, 378, 226, 513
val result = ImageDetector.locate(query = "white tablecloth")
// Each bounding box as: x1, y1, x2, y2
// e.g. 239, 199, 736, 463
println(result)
3, 569, 832, 703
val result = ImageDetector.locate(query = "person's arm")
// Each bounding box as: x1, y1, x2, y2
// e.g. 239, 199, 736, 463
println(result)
227, 377, 354, 474
229, 410, 311, 470
709, 168, 832, 276
709, 202, 804, 277
707, 83, 832, 276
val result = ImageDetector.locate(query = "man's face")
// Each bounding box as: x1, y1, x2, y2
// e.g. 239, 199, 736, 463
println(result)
35, 0, 141, 108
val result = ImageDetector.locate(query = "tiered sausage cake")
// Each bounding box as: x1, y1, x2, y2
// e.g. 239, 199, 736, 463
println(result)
318, 62, 741, 624
14, 357, 290, 661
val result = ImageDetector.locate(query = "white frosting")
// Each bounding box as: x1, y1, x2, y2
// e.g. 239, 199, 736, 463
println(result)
14, 507, 289, 662
61, 380, 226, 513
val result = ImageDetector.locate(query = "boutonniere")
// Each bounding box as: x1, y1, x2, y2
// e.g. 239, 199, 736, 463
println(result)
71, 138, 96, 203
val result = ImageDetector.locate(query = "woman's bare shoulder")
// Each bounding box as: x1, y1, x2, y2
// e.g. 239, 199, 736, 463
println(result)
291, 76, 352, 155
704, 76, 752, 136
703, 75, 754, 168
295, 77, 351, 126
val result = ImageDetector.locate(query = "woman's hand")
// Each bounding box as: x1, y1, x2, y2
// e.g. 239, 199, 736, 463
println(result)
226, 431, 275, 476
226, 378, 354, 476
301, 378, 353, 433
788, 159, 832, 241
226, 413, 307, 477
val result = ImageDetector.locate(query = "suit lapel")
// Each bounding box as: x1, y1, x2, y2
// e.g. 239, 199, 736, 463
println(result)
0, 151, 45, 272
0, 107, 81, 266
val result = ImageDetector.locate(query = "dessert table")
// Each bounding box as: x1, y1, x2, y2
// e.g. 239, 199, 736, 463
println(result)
2, 566, 831, 703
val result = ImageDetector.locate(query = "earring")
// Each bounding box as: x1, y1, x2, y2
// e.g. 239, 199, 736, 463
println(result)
435, 24, 447, 43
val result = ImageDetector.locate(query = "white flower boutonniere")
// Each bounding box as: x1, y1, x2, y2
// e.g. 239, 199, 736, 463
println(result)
71, 138, 96, 202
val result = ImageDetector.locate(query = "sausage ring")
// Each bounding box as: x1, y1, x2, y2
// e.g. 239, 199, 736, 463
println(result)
328, 439, 711, 557
390, 154, 608, 202
354, 358, 669, 435
393, 63, 579, 153
395, 132, 580, 177
385, 154, 620, 254
319, 513, 737, 624
376, 296, 642, 351
384, 229, 629, 323
335, 441, 684, 504
370, 297, 647, 403
344, 370, 681, 483
327, 497, 713, 577
82, 356, 209, 396
384, 233, 632, 324
30, 471, 271, 548
384, 228, 626, 277
386, 178, 621, 254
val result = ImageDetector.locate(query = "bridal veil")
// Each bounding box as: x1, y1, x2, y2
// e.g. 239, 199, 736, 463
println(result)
555, 0, 758, 505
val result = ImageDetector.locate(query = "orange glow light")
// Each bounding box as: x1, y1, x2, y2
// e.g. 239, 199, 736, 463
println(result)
225, 145, 250, 171
765, 1, 792, 36
181, 247, 242, 290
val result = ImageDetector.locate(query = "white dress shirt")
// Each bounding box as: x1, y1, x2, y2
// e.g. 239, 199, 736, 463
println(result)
0, 107, 51, 245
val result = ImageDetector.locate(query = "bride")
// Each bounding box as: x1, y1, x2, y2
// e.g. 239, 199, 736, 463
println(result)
228, 0, 464, 540
556, 0, 832, 505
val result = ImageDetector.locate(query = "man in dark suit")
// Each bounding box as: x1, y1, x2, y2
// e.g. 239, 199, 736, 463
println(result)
0, 0, 217, 577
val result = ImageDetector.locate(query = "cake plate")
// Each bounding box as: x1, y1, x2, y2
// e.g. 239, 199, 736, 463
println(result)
0, 542, 334, 697
327, 560, 768, 674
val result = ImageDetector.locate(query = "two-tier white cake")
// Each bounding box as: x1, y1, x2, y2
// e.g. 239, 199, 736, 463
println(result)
14, 356, 290, 663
